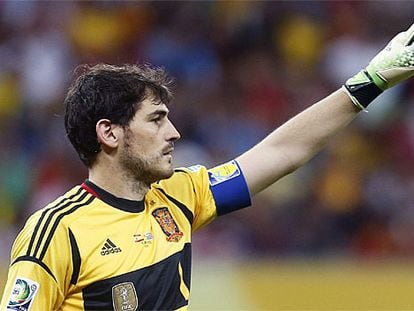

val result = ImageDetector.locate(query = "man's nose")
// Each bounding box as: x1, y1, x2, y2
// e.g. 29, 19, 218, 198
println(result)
166, 119, 181, 141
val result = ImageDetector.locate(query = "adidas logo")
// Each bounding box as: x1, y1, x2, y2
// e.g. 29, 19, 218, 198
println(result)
100, 239, 122, 256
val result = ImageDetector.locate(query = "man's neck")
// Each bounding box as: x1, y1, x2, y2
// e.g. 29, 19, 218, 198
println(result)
88, 168, 150, 201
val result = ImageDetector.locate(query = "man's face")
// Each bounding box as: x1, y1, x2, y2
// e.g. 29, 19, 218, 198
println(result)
118, 96, 181, 184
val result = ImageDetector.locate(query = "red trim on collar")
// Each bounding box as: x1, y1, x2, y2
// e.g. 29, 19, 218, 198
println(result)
81, 182, 99, 198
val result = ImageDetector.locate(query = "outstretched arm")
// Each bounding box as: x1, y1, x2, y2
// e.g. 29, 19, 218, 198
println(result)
237, 89, 357, 196
237, 23, 414, 197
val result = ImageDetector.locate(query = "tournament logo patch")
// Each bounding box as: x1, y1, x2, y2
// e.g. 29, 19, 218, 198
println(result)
187, 164, 202, 172
152, 207, 183, 242
208, 160, 241, 186
112, 282, 138, 311
7, 277, 39, 311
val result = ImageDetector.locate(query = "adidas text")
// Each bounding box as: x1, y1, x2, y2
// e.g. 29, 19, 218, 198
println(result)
100, 239, 122, 256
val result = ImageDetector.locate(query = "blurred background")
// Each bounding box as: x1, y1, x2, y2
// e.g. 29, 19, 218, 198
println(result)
1, 1, 414, 309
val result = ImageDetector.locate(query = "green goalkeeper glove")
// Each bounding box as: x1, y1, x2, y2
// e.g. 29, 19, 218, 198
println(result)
344, 23, 414, 110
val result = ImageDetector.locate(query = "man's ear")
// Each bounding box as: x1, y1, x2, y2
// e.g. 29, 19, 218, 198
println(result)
96, 119, 122, 149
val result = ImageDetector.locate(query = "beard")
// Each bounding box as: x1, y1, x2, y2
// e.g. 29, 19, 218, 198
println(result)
119, 134, 174, 184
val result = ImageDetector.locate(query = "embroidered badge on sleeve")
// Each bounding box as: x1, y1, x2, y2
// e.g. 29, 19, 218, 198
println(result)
7, 277, 39, 311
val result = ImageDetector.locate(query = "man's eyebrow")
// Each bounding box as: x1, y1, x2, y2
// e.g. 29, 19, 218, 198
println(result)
147, 109, 169, 118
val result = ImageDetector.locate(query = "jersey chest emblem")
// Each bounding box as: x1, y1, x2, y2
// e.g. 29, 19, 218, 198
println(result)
112, 282, 138, 311
152, 207, 183, 242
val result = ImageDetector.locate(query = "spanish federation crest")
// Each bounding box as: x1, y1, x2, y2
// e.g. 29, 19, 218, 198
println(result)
112, 282, 138, 311
152, 207, 183, 242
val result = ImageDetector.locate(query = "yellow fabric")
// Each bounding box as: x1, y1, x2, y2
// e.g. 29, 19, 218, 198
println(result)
0, 166, 217, 310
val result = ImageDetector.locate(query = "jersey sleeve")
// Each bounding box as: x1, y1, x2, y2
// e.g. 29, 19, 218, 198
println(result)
0, 210, 72, 310
0, 260, 62, 310
157, 160, 251, 232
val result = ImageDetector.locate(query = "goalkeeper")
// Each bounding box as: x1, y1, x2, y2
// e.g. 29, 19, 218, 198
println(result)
1, 23, 414, 310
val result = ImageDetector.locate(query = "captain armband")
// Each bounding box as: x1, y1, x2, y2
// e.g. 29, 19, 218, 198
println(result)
208, 160, 251, 216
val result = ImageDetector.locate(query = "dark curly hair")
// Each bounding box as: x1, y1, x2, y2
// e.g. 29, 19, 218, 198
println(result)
64, 63, 173, 167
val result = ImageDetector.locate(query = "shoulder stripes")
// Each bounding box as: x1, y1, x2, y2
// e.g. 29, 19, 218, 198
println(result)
12, 255, 57, 281
26, 187, 95, 261
26, 187, 83, 256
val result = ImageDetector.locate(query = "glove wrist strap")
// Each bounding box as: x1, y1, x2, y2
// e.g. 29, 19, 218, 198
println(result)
343, 70, 383, 110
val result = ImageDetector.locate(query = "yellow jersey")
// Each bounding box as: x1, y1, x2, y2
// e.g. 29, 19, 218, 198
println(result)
0, 161, 250, 310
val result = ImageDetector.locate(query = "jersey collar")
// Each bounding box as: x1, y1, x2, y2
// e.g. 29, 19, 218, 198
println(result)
82, 179, 145, 213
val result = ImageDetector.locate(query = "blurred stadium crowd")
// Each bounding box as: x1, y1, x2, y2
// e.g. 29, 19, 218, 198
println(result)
1, 1, 414, 268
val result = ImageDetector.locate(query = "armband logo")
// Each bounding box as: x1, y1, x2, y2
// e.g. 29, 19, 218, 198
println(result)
208, 161, 241, 186
7, 277, 39, 311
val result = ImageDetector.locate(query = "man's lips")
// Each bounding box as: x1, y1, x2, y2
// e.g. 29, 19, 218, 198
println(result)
162, 147, 174, 155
